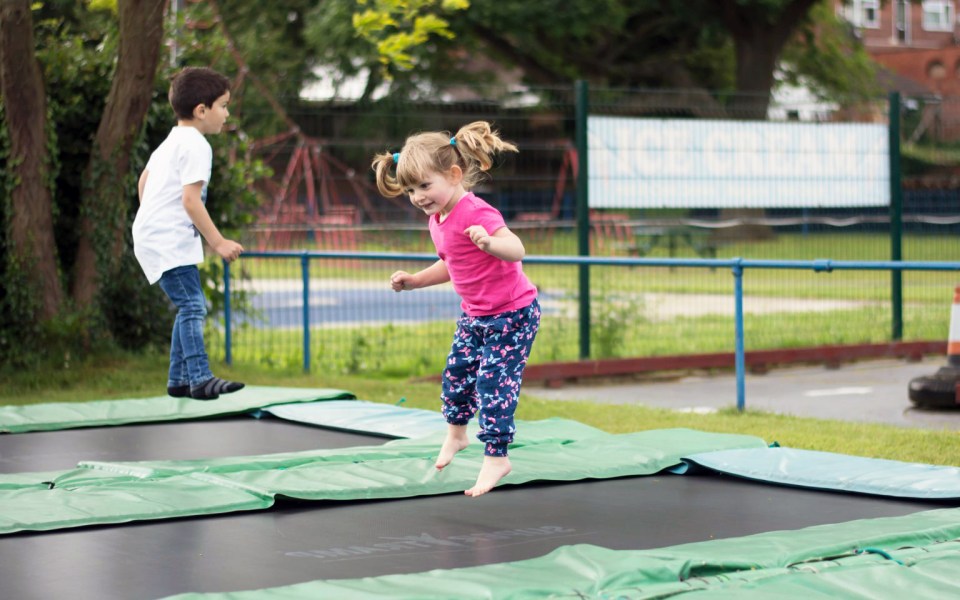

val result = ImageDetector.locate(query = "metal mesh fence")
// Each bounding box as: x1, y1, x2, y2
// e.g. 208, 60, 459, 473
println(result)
206, 253, 956, 377
208, 84, 960, 376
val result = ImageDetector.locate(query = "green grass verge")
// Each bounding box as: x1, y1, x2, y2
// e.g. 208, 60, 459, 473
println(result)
1, 351, 957, 468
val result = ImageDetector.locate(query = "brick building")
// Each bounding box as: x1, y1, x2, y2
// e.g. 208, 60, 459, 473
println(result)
839, 1, 960, 138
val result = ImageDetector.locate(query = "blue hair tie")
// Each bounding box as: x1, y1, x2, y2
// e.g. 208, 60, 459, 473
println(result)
449, 137, 456, 146
392, 152, 400, 163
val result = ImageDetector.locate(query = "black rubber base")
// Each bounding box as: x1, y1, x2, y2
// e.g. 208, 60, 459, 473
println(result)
909, 366, 960, 409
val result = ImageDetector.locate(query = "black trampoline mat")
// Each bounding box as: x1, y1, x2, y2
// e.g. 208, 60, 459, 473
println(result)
1, 474, 954, 599
1, 420, 955, 600
0, 417, 384, 473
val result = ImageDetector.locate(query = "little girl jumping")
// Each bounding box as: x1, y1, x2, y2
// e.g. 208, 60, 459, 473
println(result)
372, 121, 540, 497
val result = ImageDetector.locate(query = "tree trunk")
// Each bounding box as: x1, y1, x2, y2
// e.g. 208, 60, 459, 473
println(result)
730, 32, 781, 120
717, 0, 820, 120
715, 0, 819, 240
0, 0, 64, 320
72, 0, 168, 308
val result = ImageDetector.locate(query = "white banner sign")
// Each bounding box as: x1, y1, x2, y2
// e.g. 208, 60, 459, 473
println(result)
587, 116, 890, 209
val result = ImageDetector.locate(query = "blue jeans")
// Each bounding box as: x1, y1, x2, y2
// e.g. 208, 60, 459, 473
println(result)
440, 299, 540, 457
158, 265, 213, 388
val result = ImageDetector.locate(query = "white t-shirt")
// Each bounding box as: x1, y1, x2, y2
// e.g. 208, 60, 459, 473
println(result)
132, 126, 212, 284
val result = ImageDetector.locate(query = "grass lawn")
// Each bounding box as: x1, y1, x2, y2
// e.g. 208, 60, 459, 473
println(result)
2, 351, 958, 468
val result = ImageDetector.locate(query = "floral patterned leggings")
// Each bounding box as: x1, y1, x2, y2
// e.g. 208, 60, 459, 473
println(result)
440, 299, 540, 457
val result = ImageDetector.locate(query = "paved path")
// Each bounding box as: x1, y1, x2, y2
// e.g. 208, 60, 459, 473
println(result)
235, 280, 870, 327
528, 356, 960, 431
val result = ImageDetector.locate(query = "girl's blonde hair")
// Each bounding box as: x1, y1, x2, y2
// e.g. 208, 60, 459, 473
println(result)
372, 121, 518, 198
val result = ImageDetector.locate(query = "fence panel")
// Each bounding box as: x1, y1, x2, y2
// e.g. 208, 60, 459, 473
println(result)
216, 85, 960, 375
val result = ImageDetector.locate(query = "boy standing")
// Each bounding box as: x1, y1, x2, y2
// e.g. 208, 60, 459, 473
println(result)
132, 66, 245, 400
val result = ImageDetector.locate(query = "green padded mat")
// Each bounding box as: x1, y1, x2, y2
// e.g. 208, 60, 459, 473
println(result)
0, 420, 766, 534
0, 386, 355, 433
160, 507, 960, 599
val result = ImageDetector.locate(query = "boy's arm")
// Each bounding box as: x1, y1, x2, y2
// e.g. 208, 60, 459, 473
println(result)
464, 225, 526, 262
182, 182, 244, 262
138, 170, 149, 204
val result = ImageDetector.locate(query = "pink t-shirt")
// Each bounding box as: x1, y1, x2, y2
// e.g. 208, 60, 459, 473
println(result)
429, 192, 538, 316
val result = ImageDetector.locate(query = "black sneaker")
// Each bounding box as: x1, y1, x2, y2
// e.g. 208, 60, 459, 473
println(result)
167, 384, 191, 398
190, 377, 245, 400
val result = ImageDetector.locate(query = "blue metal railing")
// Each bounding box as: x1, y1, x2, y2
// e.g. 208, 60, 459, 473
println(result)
223, 251, 960, 411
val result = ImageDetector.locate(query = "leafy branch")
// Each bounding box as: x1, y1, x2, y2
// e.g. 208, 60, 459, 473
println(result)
353, 0, 469, 70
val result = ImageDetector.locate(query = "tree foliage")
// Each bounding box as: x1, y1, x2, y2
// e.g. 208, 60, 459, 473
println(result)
353, 0, 469, 70
166, 1, 877, 124
0, 0, 886, 368
348, 0, 880, 116
780, 1, 881, 100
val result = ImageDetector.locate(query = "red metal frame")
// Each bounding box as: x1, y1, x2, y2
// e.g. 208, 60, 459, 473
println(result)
417, 341, 945, 388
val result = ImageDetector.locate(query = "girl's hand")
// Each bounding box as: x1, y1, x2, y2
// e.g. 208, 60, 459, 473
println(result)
390, 270, 414, 292
464, 225, 492, 251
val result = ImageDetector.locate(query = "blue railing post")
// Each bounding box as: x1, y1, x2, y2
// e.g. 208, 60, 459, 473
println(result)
301, 253, 310, 373
223, 259, 232, 366
732, 260, 745, 412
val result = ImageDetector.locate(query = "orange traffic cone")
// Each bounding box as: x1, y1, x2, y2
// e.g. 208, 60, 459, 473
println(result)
909, 285, 960, 408
950, 285, 960, 367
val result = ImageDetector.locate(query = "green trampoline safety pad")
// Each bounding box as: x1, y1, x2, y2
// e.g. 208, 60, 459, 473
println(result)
0, 386, 356, 433
0, 420, 767, 534
159, 507, 960, 599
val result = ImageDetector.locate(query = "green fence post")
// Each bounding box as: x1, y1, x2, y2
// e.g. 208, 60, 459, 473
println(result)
889, 92, 903, 340
575, 79, 591, 359
301, 253, 311, 373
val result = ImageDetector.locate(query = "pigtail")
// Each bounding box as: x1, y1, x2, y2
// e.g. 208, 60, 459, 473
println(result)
371, 151, 403, 198
453, 121, 518, 173
373, 121, 517, 197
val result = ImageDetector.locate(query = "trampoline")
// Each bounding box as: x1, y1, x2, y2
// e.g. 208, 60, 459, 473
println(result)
2, 388, 960, 599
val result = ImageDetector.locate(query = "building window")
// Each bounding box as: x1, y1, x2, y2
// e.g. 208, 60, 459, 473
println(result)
862, 0, 881, 28
841, 0, 881, 29
922, 1, 954, 32
896, 0, 910, 43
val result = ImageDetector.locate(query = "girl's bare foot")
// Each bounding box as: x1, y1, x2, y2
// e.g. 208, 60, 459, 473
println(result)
435, 425, 469, 471
464, 456, 511, 497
